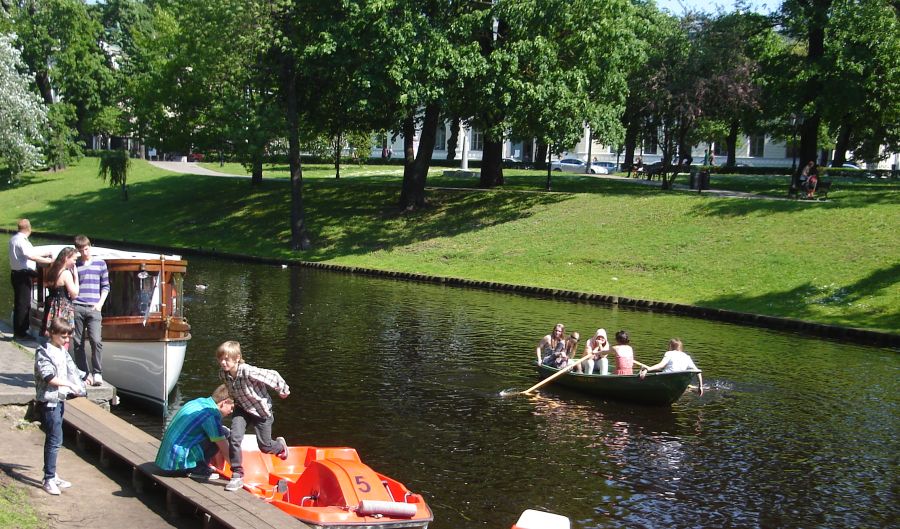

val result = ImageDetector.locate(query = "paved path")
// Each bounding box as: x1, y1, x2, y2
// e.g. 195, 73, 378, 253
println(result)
148, 160, 246, 178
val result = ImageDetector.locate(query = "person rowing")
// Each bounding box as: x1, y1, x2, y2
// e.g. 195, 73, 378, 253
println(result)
639, 338, 704, 395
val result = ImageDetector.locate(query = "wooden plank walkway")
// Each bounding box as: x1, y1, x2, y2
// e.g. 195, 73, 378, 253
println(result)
64, 398, 311, 529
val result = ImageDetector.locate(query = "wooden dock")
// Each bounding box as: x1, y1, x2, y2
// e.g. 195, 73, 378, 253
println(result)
63, 398, 311, 529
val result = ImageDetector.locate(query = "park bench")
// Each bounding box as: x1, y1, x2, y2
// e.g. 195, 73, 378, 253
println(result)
788, 179, 832, 200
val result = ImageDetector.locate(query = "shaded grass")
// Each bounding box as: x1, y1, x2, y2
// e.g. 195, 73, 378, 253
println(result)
2, 158, 898, 332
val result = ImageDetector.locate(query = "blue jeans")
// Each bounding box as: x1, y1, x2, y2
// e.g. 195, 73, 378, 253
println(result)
40, 401, 65, 481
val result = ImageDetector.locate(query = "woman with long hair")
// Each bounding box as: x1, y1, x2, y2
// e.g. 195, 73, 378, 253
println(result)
40, 248, 79, 339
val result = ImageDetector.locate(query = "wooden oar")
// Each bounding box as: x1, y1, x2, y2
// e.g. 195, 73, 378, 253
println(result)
519, 354, 592, 395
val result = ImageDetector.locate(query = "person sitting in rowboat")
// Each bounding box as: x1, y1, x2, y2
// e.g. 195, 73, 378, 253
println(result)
611, 330, 635, 375
564, 331, 581, 370
536, 323, 567, 367
639, 338, 704, 395
583, 328, 610, 375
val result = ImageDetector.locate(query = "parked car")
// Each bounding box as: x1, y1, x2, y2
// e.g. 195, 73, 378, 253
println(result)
551, 158, 607, 174
828, 162, 862, 170
590, 161, 618, 172
503, 156, 528, 169
827, 161, 878, 178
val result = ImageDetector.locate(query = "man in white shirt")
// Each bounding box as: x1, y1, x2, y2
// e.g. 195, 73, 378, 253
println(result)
639, 338, 704, 395
8, 219, 52, 338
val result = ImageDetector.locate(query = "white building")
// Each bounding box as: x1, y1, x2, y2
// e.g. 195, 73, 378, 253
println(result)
374, 122, 897, 170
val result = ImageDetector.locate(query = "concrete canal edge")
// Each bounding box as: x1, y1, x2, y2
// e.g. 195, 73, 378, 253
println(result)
15, 230, 900, 349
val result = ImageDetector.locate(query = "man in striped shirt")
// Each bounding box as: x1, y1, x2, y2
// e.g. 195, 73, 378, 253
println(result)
73, 235, 110, 386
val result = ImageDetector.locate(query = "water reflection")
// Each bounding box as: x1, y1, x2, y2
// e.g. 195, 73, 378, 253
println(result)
2, 240, 897, 528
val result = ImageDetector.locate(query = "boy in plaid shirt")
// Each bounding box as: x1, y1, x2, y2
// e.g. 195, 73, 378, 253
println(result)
216, 341, 290, 492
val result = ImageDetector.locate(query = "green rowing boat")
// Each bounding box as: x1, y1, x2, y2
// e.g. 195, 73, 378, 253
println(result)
535, 363, 698, 405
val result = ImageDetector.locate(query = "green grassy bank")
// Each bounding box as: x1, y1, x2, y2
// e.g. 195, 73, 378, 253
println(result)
3, 158, 899, 333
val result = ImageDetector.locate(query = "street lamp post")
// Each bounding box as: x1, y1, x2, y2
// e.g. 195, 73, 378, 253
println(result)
790, 113, 799, 174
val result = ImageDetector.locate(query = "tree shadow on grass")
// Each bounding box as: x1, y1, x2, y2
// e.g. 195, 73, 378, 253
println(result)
0, 172, 56, 190
695, 263, 900, 331
23, 173, 570, 261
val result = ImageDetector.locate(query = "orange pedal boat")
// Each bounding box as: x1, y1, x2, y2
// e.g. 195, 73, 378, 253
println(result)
215, 435, 433, 529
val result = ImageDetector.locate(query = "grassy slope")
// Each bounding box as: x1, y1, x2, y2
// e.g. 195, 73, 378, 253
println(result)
3, 158, 898, 332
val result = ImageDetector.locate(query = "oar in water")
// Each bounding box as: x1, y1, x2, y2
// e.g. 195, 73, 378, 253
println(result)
515, 354, 592, 396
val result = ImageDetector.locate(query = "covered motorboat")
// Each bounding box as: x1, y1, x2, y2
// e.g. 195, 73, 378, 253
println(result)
31, 245, 190, 411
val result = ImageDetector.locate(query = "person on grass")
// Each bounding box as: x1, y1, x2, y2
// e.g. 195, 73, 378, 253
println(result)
155, 385, 234, 479
639, 338, 704, 396
34, 318, 88, 495
217, 340, 291, 492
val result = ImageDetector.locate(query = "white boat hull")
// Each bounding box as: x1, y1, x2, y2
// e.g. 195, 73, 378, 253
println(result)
102, 339, 188, 409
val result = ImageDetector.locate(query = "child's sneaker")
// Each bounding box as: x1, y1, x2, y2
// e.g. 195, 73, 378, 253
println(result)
54, 475, 72, 489
92, 374, 103, 386
43, 479, 60, 495
225, 476, 244, 492
276, 437, 288, 460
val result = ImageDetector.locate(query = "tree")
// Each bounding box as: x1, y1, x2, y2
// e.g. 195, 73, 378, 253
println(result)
0, 33, 47, 178
777, 0, 833, 181
821, 0, 900, 164
636, 12, 699, 189
12, 0, 115, 156
98, 149, 129, 200
455, 0, 638, 188
694, 11, 774, 167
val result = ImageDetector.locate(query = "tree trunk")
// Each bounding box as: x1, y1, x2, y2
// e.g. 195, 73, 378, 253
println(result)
621, 117, 639, 175
251, 156, 263, 186
35, 71, 54, 105
725, 120, 739, 167
334, 132, 342, 179
796, 114, 821, 186
446, 118, 460, 161
795, 2, 830, 186
283, 56, 309, 251
400, 104, 440, 210
479, 137, 504, 188
399, 113, 416, 197
535, 142, 548, 170
833, 121, 852, 166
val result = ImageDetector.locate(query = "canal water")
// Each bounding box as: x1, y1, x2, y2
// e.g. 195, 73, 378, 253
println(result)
3, 242, 897, 528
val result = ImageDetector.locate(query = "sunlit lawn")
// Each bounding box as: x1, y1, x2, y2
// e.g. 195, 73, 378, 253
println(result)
3, 157, 898, 332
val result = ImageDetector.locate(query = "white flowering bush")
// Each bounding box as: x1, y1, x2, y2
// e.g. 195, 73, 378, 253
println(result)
0, 34, 48, 178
